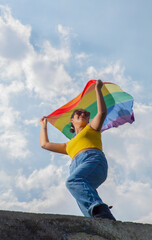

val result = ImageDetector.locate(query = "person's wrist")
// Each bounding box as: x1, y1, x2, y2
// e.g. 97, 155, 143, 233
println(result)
95, 86, 102, 91
41, 125, 47, 129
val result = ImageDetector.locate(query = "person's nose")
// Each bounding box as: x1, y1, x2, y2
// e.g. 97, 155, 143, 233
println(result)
81, 112, 85, 117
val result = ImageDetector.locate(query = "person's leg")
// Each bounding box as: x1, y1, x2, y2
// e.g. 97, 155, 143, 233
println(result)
66, 150, 108, 217
76, 199, 90, 217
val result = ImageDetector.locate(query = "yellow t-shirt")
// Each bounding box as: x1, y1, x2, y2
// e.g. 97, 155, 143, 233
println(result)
66, 124, 103, 159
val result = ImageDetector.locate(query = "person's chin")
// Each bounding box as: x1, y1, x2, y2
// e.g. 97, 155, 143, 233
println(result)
79, 117, 86, 121
79, 118, 87, 124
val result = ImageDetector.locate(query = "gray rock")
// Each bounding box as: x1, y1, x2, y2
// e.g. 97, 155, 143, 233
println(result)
0, 210, 151, 240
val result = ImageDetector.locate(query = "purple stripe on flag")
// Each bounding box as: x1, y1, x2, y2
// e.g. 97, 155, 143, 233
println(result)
101, 112, 135, 132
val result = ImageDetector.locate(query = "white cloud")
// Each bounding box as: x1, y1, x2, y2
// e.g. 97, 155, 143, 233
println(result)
0, 130, 30, 159
0, 154, 76, 214
86, 66, 97, 79
0, 170, 12, 189
0, 80, 29, 159
0, 189, 18, 204
105, 102, 152, 172
0, 5, 32, 61
16, 162, 65, 191
24, 118, 39, 127
0, 155, 77, 213
75, 52, 90, 66
0, 5, 76, 159
0, 105, 19, 129
0, 5, 75, 106
85, 62, 142, 97
0, 58, 23, 81
0, 81, 24, 105
136, 212, 152, 224
58, 24, 70, 36
0, 6, 31, 159
23, 53, 73, 103
0, 182, 78, 215
99, 179, 152, 223
42, 40, 71, 63
57, 24, 71, 43
75, 52, 89, 60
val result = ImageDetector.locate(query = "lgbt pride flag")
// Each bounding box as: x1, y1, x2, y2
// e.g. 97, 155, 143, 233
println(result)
47, 80, 135, 139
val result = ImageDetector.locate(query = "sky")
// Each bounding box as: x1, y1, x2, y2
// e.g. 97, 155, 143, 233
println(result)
0, 0, 152, 224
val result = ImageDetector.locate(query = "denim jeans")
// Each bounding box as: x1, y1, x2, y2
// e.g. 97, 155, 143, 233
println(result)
66, 149, 108, 217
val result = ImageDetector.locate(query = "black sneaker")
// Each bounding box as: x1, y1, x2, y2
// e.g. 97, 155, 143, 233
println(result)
93, 204, 116, 221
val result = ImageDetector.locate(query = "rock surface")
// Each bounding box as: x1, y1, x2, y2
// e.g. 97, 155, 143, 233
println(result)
0, 210, 151, 240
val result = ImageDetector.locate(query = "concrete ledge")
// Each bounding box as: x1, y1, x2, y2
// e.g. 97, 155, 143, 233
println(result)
0, 210, 151, 240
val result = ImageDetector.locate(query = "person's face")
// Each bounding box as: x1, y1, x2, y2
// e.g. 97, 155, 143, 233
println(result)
71, 110, 90, 126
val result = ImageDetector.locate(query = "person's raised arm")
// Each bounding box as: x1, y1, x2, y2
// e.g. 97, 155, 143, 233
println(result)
89, 80, 107, 131
40, 117, 67, 155
95, 80, 107, 115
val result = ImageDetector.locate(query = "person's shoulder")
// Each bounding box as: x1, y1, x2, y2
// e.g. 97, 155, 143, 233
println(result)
87, 123, 101, 132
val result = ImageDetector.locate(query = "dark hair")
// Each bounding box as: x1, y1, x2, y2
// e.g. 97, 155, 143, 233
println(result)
70, 122, 75, 133
70, 109, 78, 133
69, 109, 90, 133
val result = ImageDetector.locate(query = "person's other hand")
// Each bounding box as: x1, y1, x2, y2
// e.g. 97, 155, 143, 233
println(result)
40, 116, 47, 128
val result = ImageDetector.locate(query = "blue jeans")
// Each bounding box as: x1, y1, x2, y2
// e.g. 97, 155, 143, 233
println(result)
66, 149, 108, 217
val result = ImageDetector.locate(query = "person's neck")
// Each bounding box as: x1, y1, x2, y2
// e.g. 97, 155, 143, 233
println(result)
75, 125, 87, 135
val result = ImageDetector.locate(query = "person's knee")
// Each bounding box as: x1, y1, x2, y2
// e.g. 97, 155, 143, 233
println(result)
65, 175, 83, 190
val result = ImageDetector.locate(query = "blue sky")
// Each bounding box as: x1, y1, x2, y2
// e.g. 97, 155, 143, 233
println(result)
0, 0, 152, 223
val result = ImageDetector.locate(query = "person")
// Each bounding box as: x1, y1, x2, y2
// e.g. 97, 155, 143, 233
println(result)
40, 80, 116, 221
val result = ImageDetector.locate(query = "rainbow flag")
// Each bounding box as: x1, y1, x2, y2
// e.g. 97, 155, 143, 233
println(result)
47, 80, 135, 139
